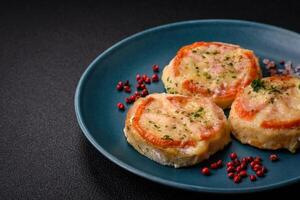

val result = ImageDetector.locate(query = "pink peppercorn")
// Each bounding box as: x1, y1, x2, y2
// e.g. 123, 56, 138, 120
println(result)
249, 175, 257, 182
256, 170, 264, 177
136, 74, 142, 81
230, 152, 237, 160
140, 84, 146, 90
134, 91, 140, 96
136, 84, 146, 90
269, 154, 279, 162
142, 74, 148, 81
130, 95, 136, 102
152, 74, 159, 82
240, 163, 247, 170
117, 81, 124, 86
124, 85, 131, 93
246, 156, 254, 162
117, 103, 125, 110
228, 172, 235, 179
210, 163, 218, 169
239, 170, 247, 178
144, 77, 151, 84
152, 64, 159, 72
116, 84, 123, 91
253, 164, 262, 172
227, 166, 235, 173
201, 167, 210, 176
241, 157, 248, 164
254, 156, 262, 162
137, 79, 144, 84
141, 89, 148, 97
236, 166, 242, 173
125, 97, 132, 104
250, 161, 259, 168
226, 162, 234, 168
233, 175, 241, 183
263, 58, 270, 64
216, 160, 223, 168
233, 159, 241, 166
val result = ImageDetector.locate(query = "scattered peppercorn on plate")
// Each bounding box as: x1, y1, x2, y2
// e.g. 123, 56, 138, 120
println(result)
75, 20, 300, 193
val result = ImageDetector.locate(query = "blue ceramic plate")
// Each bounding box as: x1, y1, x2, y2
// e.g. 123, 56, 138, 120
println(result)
75, 20, 300, 193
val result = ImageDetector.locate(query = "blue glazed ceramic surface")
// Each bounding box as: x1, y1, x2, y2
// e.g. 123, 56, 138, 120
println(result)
75, 20, 300, 193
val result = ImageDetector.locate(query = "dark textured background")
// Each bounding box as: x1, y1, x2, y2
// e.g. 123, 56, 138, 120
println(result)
1, 0, 300, 199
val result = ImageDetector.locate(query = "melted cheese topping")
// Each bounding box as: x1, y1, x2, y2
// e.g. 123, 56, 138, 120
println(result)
137, 94, 225, 143
239, 76, 300, 124
164, 42, 259, 98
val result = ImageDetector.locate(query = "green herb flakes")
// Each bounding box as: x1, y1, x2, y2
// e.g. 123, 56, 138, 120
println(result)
161, 135, 173, 141
251, 79, 265, 92
203, 72, 212, 79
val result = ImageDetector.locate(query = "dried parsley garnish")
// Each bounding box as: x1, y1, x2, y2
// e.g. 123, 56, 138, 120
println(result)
251, 79, 265, 92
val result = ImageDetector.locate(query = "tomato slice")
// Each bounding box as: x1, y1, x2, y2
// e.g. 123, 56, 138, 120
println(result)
166, 95, 189, 106
182, 80, 211, 97
173, 42, 211, 76
132, 97, 196, 148
261, 118, 300, 129
182, 80, 239, 101
242, 51, 261, 86
132, 96, 223, 148
234, 96, 266, 120
218, 81, 240, 99
269, 75, 293, 82
173, 42, 260, 99
198, 125, 220, 140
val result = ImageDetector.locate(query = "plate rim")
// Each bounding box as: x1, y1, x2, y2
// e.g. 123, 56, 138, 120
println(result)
74, 19, 300, 193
